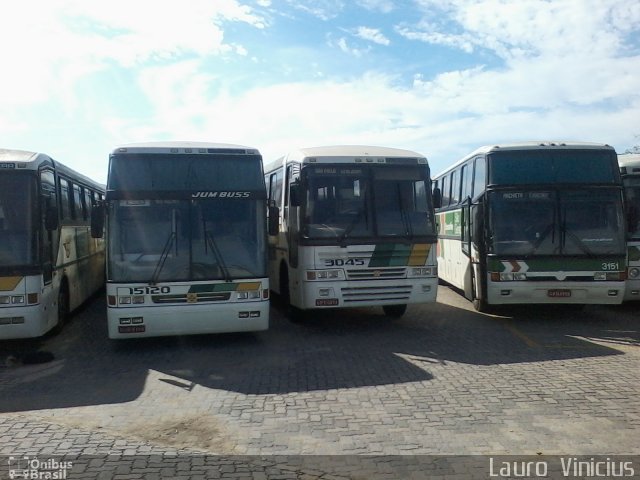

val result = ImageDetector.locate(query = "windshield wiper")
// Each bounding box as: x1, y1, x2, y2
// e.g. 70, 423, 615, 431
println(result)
151, 209, 179, 284
561, 225, 597, 257
396, 183, 413, 239
150, 230, 176, 285
338, 190, 368, 246
202, 211, 232, 282
523, 222, 556, 256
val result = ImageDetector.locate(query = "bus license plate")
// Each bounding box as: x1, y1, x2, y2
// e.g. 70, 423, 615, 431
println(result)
547, 289, 571, 298
316, 299, 338, 306
118, 325, 146, 333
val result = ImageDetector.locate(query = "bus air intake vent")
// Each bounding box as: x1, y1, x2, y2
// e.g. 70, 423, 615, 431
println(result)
341, 285, 412, 303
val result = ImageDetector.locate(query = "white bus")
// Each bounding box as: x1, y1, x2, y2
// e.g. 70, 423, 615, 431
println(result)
618, 153, 640, 300
264, 145, 438, 320
93, 142, 269, 339
433, 142, 627, 311
0, 149, 105, 339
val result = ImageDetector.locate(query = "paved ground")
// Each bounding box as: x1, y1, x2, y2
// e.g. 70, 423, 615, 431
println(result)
0, 286, 638, 478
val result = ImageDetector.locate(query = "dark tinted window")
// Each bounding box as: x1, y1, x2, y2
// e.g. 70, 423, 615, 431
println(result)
109, 154, 264, 191
489, 149, 618, 185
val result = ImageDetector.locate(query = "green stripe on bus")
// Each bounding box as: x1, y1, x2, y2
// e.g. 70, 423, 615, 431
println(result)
488, 257, 626, 272
368, 244, 413, 267
188, 283, 239, 293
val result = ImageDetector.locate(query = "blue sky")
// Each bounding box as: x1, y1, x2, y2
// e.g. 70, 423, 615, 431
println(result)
1, 0, 639, 183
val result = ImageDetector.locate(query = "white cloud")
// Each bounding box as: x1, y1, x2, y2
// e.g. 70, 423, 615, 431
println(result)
356, 0, 395, 13
1, 0, 639, 181
396, 26, 474, 53
0, 0, 266, 107
355, 27, 391, 46
285, 0, 346, 20
102, 64, 640, 176
407, 0, 640, 61
329, 37, 372, 57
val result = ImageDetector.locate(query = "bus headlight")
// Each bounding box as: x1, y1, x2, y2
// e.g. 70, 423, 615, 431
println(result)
119, 296, 132, 304
237, 291, 261, 300
628, 268, 640, 279
0, 296, 10, 305
306, 270, 341, 281
11, 296, 25, 304
497, 272, 527, 281
595, 272, 625, 281
132, 296, 145, 304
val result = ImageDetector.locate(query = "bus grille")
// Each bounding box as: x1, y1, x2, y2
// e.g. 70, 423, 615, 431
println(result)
346, 268, 406, 280
151, 292, 231, 304
341, 285, 412, 303
526, 275, 596, 282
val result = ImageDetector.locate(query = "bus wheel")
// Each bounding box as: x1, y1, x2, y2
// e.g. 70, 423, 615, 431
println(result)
280, 267, 305, 323
383, 304, 407, 318
471, 275, 491, 313
472, 296, 490, 313
471, 278, 491, 313
53, 282, 69, 334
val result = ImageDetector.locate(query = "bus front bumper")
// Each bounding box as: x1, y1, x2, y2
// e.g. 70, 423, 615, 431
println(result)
0, 305, 49, 339
107, 300, 269, 339
297, 278, 438, 310
487, 281, 625, 305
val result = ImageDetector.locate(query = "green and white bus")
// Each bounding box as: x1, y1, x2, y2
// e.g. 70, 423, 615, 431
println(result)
618, 153, 640, 300
0, 149, 105, 339
432, 142, 626, 311
264, 145, 438, 319
93, 142, 269, 339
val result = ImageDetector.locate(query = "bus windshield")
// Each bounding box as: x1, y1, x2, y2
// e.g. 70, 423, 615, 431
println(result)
623, 177, 640, 239
0, 174, 36, 268
107, 198, 266, 282
488, 189, 625, 256
302, 165, 436, 241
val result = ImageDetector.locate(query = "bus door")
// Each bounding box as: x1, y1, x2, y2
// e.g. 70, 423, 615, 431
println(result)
39, 169, 57, 284
285, 164, 300, 268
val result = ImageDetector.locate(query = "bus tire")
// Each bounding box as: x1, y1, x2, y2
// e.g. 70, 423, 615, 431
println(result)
471, 272, 491, 313
383, 304, 407, 318
53, 281, 70, 334
280, 265, 305, 323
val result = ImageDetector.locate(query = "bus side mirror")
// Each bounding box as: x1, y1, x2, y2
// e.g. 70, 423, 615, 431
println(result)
45, 206, 59, 231
289, 182, 301, 207
91, 203, 105, 238
268, 205, 279, 236
433, 187, 442, 209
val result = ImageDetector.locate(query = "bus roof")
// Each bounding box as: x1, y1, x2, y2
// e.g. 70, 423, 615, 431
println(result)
264, 145, 428, 173
0, 148, 103, 190
0, 148, 49, 165
434, 141, 615, 178
618, 153, 640, 171
111, 141, 260, 156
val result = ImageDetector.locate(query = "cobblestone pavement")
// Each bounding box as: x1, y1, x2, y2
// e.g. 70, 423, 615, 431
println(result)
0, 287, 638, 478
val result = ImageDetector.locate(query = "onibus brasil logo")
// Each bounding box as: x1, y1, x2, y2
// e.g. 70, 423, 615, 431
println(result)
7, 456, 72, 479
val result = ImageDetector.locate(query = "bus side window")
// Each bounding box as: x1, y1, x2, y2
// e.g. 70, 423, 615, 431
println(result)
461, 164, 472, 201
59, 178, 71, 220
473, 157, 486, 200
441, 175, 450, 206
72, 184, 82, 220
272, 170, 283, 207
450, 169, 460, 205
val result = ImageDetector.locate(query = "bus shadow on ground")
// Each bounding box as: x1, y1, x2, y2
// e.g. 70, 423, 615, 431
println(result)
0, 291, 633, 412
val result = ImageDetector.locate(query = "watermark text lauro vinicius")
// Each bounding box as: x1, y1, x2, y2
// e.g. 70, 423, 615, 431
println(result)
489, 457, 636, 478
